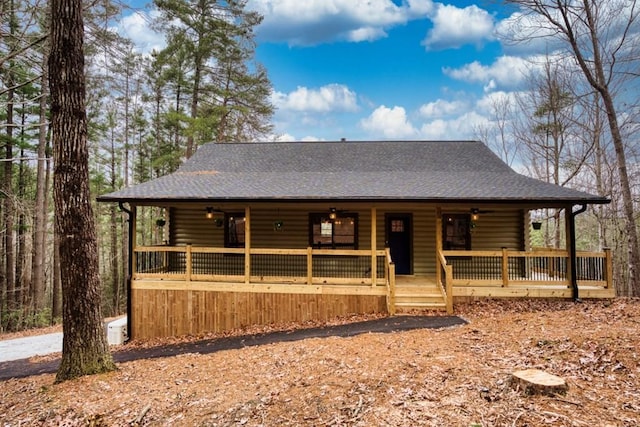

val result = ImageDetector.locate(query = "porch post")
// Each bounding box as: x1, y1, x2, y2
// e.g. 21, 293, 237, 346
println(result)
371, 207, 377, 287
130, 205, 137, 277
185, 245, 192, 282
604, 248, 613, 289
435, 207, 442, 285
567, 204, 588, 300
118, 202, 135, 340
244, 206, 251, 284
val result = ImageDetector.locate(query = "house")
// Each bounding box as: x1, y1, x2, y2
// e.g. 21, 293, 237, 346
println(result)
97, 140, 614, 340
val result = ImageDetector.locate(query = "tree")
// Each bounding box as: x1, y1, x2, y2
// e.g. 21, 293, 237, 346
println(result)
506, 0, 640, 296
1, 0, 19, 329
154, 0, 273, 155
473, 92, 518, 166
29, 43, 49, 316
49, 0, 116, 381
516, 60, 592, 248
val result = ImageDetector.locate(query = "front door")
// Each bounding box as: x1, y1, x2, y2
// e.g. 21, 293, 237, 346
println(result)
386, 214, 412, 275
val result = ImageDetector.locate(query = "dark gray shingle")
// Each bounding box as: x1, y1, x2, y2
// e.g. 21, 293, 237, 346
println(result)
97, 140, 608, 204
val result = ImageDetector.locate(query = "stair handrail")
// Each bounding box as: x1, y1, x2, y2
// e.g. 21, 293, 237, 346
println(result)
438, 249, 454, 314
385, 248, 396, 315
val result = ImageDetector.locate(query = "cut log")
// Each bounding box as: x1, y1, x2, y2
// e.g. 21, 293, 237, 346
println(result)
509, 369, 568, 396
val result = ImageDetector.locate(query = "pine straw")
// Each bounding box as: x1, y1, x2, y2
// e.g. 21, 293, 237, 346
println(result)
1, 298, 638, 426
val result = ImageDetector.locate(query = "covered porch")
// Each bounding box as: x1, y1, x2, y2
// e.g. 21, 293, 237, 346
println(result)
126, 204, 614, 338
132, 244, 613, 301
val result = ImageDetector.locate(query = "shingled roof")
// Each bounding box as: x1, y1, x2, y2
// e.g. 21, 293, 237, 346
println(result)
97, 140, 609, 205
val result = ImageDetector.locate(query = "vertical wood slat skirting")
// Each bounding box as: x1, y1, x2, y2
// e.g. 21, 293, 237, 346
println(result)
131, 289, 387, 340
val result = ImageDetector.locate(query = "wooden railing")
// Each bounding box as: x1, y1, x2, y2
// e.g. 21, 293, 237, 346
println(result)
440, 248, 612, 289
437, 250, 454, 314
385, 248, 396, 315
134, 245, 388, 286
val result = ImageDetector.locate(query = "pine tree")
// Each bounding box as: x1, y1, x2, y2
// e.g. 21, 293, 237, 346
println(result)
154, 0, 273, 155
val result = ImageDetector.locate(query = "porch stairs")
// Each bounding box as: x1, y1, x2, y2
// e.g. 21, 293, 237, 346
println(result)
393, 276, 447, 313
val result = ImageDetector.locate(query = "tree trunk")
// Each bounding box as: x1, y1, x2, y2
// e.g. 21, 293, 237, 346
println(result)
16, 143, 27, 322
109, 205, 119, 316
49, 0, 116, 381
3, 0, 17, 323
30, 49, 49, 314
186, 57, 202, 159
600, 90, 640, 296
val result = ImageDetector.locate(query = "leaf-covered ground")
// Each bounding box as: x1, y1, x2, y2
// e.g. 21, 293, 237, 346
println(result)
1, 298, 638, 426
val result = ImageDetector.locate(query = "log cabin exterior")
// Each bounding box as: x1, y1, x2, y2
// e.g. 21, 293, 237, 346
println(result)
98, 140, 614, 339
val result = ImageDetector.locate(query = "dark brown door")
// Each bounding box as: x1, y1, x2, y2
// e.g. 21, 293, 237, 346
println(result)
386, 214, 412, 275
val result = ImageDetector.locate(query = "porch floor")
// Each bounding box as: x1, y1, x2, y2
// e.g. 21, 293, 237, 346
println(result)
391, 275, 615, 312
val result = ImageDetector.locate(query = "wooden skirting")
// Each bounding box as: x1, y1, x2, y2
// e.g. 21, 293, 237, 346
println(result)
131, 288, 387, 339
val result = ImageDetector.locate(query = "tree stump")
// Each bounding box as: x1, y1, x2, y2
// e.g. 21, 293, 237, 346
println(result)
509, 369, 568, 396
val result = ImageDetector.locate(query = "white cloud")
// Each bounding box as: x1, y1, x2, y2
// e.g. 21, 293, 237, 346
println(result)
272, 133, 324, 142
271, 84, 359, 113
422, 4, 495, 50
360, 105, 417, 138
418, 99, 468, 119
115, 11, 165, 54
443, 55, 530, 90
274, 133, 296, 142
347, 27, 388, 43
419, 111, 488, 140
476, 91, 518, 112
248, 0, 434, 45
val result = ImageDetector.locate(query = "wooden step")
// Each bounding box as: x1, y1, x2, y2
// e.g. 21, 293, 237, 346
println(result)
395, 301, 446, 308
392, 284, 447, 311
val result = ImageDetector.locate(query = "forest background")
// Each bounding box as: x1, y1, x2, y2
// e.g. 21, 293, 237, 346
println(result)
1, 0, 639, 332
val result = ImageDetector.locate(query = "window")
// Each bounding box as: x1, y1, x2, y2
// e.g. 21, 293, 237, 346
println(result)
224, 212, 246, 248
443, 214, 471, 250
390, 219, 405, 233
309, 213, 358, 249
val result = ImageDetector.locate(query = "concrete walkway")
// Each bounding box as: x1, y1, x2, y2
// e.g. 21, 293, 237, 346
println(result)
0, 333, 63, 362
0, 317, 127, 363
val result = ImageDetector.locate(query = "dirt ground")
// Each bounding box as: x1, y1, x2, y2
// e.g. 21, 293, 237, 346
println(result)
1, 298, 638, 426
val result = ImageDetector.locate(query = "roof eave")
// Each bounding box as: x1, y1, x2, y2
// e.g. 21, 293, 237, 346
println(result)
96, 195, 611, 206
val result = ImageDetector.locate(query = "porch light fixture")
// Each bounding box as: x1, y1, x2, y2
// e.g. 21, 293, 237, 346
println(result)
205, 207, 224, 219
329, 207, 337, 220
471, 208, 480, 221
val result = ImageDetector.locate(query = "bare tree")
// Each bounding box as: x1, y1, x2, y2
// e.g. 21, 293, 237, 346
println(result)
505, 0, 640, 296
516, 59, 595, 248
49, 0, 116, 381
473, 92, 519, 166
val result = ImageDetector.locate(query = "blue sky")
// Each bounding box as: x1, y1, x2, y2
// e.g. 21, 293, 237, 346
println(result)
117, 0, 543, 142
